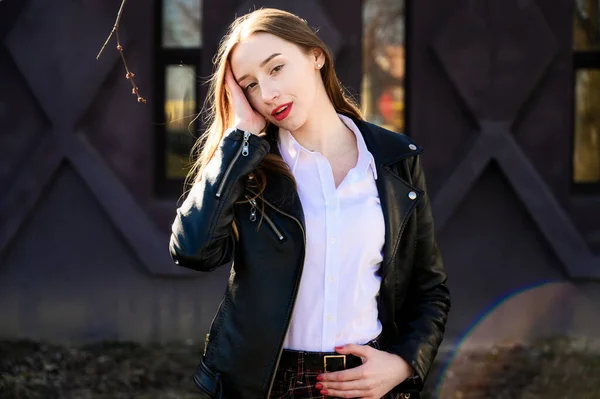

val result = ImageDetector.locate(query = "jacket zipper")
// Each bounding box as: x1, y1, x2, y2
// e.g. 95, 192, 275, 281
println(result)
246, 196, 285, 241
215, 131, 251, 198
258, 196, 305, 398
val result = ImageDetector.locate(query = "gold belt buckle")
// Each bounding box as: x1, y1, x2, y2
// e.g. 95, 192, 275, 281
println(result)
323, 355, 346, 372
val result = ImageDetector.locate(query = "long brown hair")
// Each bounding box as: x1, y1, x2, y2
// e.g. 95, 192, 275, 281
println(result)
187, 8, 363, 196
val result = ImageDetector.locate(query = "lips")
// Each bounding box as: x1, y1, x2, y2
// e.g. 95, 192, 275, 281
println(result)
271, 102, 293, 121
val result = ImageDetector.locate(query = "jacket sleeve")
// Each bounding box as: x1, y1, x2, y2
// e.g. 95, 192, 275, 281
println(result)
387, 154, 451, 393
169, 129, 270, 271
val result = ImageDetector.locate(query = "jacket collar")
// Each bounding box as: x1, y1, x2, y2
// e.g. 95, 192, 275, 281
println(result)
263, 114, 424, 168
260, 116, 425, 279
351, 118, 424, 166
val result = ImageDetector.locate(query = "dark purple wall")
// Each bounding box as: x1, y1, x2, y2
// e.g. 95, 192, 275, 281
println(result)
0, 0, 599, 357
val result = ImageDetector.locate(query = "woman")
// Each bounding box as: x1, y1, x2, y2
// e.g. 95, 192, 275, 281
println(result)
169, 8, 450, 399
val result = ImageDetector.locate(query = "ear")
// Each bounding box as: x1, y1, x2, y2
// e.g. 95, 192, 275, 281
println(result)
311, 48, 325, 66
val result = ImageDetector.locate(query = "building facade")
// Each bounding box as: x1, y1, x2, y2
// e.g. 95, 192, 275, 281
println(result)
0, 0, 599, 359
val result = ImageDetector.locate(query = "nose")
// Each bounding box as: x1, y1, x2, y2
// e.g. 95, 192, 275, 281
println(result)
260, 80, 279, 103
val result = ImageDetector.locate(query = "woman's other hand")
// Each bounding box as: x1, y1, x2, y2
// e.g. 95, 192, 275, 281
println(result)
224, 62, 266, 135
315, 343, 413, 398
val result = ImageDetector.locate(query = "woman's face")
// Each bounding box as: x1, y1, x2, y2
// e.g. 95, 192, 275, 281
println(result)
229, 32, 324, 132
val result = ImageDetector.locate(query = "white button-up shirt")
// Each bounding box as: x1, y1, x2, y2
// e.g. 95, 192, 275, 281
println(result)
279, 114, 385, 352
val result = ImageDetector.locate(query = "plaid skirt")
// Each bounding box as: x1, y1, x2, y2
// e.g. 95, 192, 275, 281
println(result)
268, 337, 413, 399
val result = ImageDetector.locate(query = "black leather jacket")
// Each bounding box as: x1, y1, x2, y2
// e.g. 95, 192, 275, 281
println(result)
169, 118, 451, 398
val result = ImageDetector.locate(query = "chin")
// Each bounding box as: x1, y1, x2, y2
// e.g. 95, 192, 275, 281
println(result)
270, 119, 293, 132
282, 116, 307, 133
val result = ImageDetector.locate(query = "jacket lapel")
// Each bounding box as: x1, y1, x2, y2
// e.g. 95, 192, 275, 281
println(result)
374, 163, 422, 278
355, 119, 424, 279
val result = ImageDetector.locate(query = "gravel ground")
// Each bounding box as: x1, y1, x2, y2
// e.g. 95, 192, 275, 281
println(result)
1, 337, 599, 399
430, 337, 600, 399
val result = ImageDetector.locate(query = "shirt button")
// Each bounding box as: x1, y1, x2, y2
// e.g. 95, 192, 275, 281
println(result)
330, 238, 337, 244
409, 144, 417, 151
408, 191, 417, 200
326, 314, 333, 322
327, 276, 335, 283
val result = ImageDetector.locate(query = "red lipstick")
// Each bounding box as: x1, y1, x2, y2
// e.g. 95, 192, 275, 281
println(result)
271, 102, 292, 121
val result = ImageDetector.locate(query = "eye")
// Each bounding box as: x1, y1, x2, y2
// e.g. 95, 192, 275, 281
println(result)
271, 64, 284, 74
244, 82, 257, 91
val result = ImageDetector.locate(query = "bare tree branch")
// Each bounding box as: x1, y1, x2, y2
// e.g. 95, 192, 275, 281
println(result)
97, 0, 147, 103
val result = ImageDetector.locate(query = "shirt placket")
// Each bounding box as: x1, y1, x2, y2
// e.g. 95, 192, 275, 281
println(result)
316, 154, 340, 351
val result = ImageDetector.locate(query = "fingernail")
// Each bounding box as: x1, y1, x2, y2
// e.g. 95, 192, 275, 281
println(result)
315, 383, 323, 389
334, 346, 343, 350
320, 390, 329, 395
316, 375, 323, 381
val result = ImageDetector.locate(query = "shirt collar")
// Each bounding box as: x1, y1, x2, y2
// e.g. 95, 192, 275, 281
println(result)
277, 113, 378, 180
277, 123, 308, 174
339, 114, 378, 181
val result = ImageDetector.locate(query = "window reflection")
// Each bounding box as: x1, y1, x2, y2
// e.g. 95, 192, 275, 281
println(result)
574, 0, 599, 51
163, 0, 202, 48
165, 65, 197, 179
361, 0, 405, 133
574, 69, 600, 183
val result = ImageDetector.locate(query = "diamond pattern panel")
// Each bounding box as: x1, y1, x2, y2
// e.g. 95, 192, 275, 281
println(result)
432, 1, 557, 121
4, 0, 122, 126
438, 161, 564, 336
0, 47, 48, 202
78, 62, 153, 203
0, 162, 148, 342
426, 1, 600, 278
0, 0, 185, 277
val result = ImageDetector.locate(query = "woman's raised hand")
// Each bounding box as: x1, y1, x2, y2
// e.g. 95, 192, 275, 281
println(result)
224, 62, 266, 135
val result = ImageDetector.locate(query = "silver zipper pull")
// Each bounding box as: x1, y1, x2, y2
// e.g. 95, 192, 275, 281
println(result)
242, 132, 251, 156
249, 197, 257, 222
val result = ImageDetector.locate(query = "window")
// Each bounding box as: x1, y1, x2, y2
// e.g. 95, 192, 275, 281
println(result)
573, 0, 600, 191
361, 0, 406, 133
156, 0, 203, 196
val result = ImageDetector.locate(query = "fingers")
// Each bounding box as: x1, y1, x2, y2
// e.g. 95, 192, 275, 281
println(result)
224, 62, 238, 96
317, 373, 376, 399
317, 370, 379, 399
318, 377, 366, 390
318, 365, 365, 382
335, 343, 373, 361
222, 61, 265, 134
224, 62, 247, 123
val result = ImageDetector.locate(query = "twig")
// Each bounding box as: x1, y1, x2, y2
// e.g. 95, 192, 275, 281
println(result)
96, 0, 146, 103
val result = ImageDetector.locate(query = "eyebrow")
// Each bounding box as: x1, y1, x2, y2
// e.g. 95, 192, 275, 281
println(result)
236, 53, 282, 83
